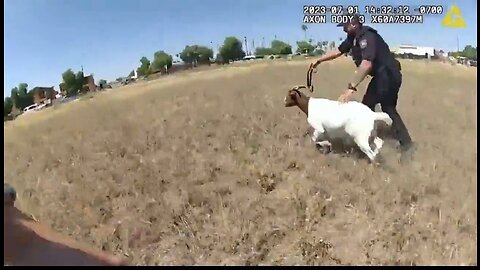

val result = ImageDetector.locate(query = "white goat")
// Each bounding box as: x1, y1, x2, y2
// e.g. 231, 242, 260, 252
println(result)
284, 88, 392, 162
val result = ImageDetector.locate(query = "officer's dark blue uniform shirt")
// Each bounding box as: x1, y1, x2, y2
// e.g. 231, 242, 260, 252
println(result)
337, 26, 400, 75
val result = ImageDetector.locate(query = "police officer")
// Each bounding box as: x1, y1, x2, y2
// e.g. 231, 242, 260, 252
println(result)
311, 14, 415, 161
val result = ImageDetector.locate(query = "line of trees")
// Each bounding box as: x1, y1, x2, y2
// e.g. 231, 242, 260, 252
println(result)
4, 83, 33, 117
132, 32, 335, 79
449, 45, 477, 60
254, 26, 337, 57
135, 50, 174, 77
2, 33, 332, 119
133, 36, 245, 77
12, 26, 472, 119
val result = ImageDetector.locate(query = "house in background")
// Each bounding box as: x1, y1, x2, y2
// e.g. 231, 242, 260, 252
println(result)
83, 73, 96, 92
30, 86, 59, 106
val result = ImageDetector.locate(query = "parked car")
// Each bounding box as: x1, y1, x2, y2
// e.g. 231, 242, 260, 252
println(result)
36, 103, 47, 110
22, 104, 38, 114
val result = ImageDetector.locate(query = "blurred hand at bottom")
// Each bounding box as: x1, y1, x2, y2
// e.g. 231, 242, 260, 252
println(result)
4, 205, 126, 266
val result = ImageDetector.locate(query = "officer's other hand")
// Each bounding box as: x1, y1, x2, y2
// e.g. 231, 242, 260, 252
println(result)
338, 89, 355, 103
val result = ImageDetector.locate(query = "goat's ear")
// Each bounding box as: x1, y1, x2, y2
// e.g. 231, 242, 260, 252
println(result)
291, 89, 301, 99
288, 90, 298, 99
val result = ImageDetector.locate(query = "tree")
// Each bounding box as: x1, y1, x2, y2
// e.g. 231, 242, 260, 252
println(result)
215, 53, 224, 64
179, 46, 197, 64
197, 46, 214, 64
10, 88, 19, 109
128, 70, 135, 77
151, 51, 173, 72
462, 45, 476, 60
255, 47, 274, 57
301, 24, 308, 40
296, 41, 315, 54
75, 71, 87, 94
16, 83, 31, 108
4, 97, 13, 117
450, 45, 477, 60
271, 40, 292, 55
61, 69, 85, 97
137, 57, 151, 76
219, 36, 245, 63
9, 83, 33, 110
17, 83, 28, 95
179, 45, 214, 65
313, 47, 325, 56
18, 83, 33, 109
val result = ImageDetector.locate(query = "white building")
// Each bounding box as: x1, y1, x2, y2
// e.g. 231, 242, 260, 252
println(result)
394, 44, 435, 58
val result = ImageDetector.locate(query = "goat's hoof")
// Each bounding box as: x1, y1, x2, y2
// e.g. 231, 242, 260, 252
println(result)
372, 160, 382, 167
316, 144, 332, 155
370, 154, 386, 167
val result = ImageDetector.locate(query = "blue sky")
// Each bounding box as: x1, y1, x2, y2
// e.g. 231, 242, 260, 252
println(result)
4, 0, 477, 97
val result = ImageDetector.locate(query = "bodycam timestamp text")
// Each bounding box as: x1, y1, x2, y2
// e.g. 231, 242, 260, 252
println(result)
303, 5, 426, 24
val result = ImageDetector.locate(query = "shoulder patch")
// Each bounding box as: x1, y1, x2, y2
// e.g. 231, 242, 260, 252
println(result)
359, 39, 367, 49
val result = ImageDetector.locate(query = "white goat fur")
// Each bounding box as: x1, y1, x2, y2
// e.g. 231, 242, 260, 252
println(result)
306, 98, 392, 161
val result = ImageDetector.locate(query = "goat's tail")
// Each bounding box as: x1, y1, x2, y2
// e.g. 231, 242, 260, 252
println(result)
374, 112, 393, 126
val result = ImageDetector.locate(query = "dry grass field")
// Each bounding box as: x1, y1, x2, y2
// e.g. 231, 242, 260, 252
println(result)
4, 58, 477, 265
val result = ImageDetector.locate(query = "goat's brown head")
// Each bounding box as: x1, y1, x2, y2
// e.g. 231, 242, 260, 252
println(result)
285, 64, 317, 106
284, 87, 304, 107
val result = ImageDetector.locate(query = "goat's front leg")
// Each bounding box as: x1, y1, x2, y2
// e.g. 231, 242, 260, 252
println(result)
312, 128, 332, 154
372, 137, 384, 155
354, 133, 377, 162
311, 129, 323, 142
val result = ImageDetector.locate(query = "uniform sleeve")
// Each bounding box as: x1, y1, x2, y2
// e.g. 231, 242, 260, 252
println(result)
337, 37, 353, 54
359, 32, 376, 61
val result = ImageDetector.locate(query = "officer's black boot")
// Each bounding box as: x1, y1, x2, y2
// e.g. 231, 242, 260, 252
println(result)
382, 106, 415, 162
399, 141, 416, 163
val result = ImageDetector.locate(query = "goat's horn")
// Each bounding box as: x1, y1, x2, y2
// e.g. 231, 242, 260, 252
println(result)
292, 85, 307, 90
307, 64, 315, 92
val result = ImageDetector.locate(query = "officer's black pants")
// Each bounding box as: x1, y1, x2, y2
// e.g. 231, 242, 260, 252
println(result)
362, 69, 413, 147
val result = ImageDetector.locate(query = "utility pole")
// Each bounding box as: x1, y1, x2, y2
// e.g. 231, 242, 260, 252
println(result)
244, 36, 248, 56
210, 41, 214, 60
252, 39, 255, 55
456, 34, 460, 52
262, 37, 265, 48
